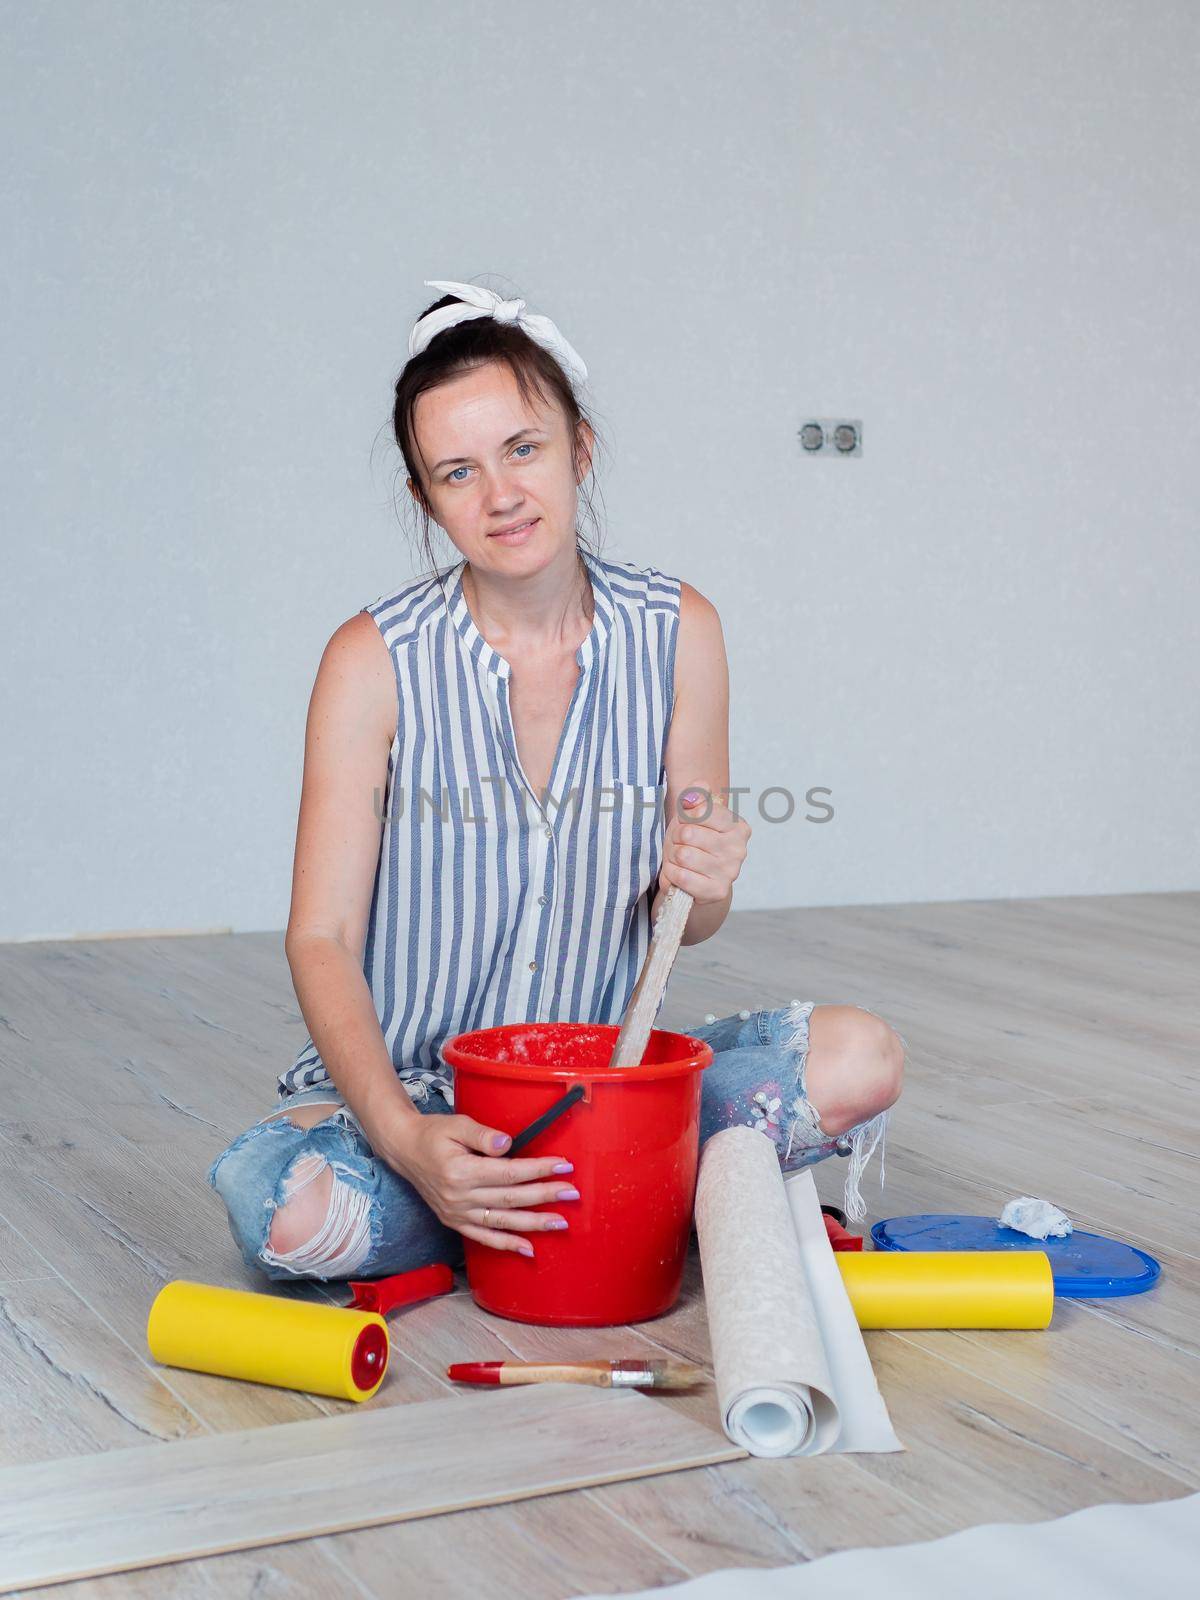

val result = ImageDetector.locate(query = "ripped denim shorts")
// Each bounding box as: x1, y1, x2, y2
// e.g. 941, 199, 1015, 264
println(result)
206, 1001, 891, 1284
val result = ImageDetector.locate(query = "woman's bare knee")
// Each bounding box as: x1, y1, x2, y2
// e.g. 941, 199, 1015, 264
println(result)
267, 1156, 334, 1255
805, 1005, 905, 1136
263, 1152, 376, 1277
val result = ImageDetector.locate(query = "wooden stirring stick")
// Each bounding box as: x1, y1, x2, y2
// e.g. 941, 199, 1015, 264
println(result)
608, 884, 694, 1067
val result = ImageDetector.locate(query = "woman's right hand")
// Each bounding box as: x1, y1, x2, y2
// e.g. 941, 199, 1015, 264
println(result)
385, 1114, 580, 1256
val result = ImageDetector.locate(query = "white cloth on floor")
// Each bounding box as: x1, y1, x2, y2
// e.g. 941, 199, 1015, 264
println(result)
998, 1195, 1073, 1239
576, 1490, 1200, 1599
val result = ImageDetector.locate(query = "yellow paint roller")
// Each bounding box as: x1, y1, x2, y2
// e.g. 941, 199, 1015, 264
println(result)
147, 1280, 390, 1402
834, 1249, 1054, 1329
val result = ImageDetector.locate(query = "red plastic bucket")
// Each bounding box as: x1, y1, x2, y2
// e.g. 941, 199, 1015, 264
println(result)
442, 1021, 712, 1326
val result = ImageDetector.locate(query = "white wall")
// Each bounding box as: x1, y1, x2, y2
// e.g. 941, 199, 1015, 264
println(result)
3, 0, 1197, 940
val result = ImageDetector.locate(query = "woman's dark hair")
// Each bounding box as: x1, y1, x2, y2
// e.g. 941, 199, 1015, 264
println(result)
389, 288, 607, 581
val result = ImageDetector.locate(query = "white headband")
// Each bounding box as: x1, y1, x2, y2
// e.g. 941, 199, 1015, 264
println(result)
408, 279, 589, 387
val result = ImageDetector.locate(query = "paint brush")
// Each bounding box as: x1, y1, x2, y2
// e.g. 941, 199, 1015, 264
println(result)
446, 1358, 706, 1390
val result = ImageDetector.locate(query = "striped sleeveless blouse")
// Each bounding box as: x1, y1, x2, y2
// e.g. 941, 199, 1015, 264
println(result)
277, 547, 681, 1105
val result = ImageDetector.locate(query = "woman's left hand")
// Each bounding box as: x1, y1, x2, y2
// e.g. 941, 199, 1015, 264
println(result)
657, 787, 751, 906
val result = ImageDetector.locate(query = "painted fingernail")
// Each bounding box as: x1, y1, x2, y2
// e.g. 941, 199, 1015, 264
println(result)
492, 1133, 511, 1151
551, 1161, 574, 1174
518, 1242, 534, 1256
556, 1187, 580, 1201
548, 1218, 569, 1229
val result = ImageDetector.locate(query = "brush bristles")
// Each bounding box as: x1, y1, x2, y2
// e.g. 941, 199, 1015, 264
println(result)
646, 1361, 707, 1390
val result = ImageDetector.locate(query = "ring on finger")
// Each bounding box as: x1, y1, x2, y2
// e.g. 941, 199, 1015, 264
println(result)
482, 1207, 491, 1227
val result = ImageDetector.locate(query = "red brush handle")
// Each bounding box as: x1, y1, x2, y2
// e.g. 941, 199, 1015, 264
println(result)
446, 1361, 504, 1384
822, 1213, 864, 1251
348, 1262, 455, 1315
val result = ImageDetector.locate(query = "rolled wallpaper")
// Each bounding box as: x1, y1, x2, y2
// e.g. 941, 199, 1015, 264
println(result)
693, 1125, 903, 1457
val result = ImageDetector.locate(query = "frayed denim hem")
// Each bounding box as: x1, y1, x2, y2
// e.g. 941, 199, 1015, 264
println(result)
777, 997, 890, 1225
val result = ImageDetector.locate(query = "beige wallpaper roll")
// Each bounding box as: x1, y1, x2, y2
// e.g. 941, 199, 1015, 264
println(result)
694, 1125, 902, 1458
694, 1126, 839, 1455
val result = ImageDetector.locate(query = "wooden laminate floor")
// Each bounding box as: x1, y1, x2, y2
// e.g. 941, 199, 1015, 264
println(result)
0, 891, 1196, 1596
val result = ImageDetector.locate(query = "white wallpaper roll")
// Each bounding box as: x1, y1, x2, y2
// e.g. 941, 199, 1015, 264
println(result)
694, 1125, 902, 1458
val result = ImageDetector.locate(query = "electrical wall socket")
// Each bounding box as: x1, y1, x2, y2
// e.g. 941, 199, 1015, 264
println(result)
797, 418, 862, 456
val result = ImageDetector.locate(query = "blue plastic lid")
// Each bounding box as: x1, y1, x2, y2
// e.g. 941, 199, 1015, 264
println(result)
869, 1214, 1161, 1299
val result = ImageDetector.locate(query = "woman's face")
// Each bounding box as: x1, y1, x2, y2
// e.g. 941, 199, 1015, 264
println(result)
409, 361, 593, 568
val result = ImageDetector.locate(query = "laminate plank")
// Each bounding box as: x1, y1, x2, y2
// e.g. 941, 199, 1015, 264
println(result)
850, 897, 1200, 996
706, 899, 1200, 1082
1074, 1256, 1200, 1364
6, 1544, 377, 1600
0, 1382, 744, 1594
298, 1489, 690, 1600
0, 1217, 55, 1281
895, 1311, 1200, 1488
1027, 1092, 1200, 1160
844, 1334, 1192, 1523
13, 1489, 684, 1600
882, 1100, 1198, 1260
0, 1116, 338, 1432
958, 892, 1200, 965
0, 950, 275, 1128
0, 1275, 204, 1460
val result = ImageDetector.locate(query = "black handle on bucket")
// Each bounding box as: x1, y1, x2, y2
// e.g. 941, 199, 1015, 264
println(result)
507, 1083, 587, 1155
